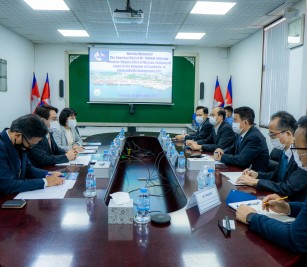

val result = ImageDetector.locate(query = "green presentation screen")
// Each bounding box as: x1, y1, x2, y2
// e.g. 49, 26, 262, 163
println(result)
68, 54, 195, 124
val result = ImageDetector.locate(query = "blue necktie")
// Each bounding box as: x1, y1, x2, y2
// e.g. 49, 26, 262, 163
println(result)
236, 136, 243, 152
279, 152, 288, 181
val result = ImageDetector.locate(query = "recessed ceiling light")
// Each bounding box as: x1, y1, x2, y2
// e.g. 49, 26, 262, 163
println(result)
24, 0, 69, 10
191, 1, 236, 15
58, 30, 89, 37
175, 32, 206, 40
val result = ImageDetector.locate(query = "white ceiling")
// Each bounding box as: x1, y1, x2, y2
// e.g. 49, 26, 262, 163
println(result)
0, 0, 299, 47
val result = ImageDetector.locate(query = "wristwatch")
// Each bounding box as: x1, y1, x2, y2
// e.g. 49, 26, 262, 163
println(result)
246, 212, 256, 224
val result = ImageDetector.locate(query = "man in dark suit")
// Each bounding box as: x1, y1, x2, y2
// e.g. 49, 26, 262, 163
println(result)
214, 106, 269, 172
187, 107, 236, 152
0, 114, 64, 195
27, 105, 77, 167
237, 112, 307, 201
175, 106, 213, 142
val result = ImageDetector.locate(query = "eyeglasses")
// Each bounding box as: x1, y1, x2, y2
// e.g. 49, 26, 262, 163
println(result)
23, 136, 36, 148
268, 131, 285, 139
290, 147, 307, 151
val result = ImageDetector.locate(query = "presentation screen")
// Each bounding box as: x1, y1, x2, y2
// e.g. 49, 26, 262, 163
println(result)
89, 46, 173, 104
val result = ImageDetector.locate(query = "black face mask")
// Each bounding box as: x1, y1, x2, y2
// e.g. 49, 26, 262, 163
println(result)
14, 137, 31, 152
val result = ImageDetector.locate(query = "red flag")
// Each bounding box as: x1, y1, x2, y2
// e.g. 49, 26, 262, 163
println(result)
225, 77, 233, 106
31, 73, 40, 113
213, 77, 224, 108
40, 73, 51, 105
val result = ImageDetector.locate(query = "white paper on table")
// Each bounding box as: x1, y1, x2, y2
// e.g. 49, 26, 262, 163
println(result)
110, 192, 131, 205
220, 172, 246, 185
56, 155, 92, 166
14, 180, 76, 199
79, 150, 96, 154
83, 146, 99, 150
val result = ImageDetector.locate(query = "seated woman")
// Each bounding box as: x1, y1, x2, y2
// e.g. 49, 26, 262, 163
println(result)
53, 108, 84, 152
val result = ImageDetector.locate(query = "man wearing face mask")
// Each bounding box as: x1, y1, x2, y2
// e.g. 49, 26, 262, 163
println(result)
236, 112, 307, 201
175, 106, 212, 142
214, 106, 269, 172
26, 105, 78, 167
53, 108, 83, 152
235, 117, 307, 253
0, 114, 65, 195
188, 107, 236, 152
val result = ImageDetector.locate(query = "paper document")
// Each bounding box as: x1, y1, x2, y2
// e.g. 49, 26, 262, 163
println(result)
14, 180, 76, 199
79, 150, 96, 154
221, 172, 246, 185
56, 155, 92, 166
84, 146, 99, 150
83, 142, 101, 146
228, 199, 295, 223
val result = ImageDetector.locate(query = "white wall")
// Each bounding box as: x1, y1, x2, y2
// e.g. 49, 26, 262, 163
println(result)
0, 24, 34, 129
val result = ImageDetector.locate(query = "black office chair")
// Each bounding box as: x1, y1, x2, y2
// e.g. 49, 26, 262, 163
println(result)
267, 148, 282, 172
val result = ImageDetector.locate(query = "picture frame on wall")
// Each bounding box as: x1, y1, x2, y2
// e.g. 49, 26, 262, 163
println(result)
287, 14, 305, 49
0, 59, 7, 92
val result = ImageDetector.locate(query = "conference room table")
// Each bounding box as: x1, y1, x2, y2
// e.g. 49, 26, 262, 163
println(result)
0, 132, 304, 267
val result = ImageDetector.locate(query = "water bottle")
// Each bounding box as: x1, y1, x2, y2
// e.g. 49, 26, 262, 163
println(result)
120, 128, 125, 139
166, 144, 172, 159
161, 130, 167, 148
177, 151, 186, 173
110, 142, 117, 157
158, 128, 164, 144
164, 136, 171, 151
84, 168, 97, 197
134, 188, 151, 224
207, 169, 215, 186
102, 150, 110, 161
115, 135, 121, 147
197, 165, 208, 190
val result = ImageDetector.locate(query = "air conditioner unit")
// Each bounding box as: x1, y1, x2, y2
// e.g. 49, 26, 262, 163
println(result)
113, 9, 144, 24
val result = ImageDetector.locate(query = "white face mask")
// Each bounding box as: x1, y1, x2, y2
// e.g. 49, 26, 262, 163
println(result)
49, 121, 60, 131
293, 150, 307, 171
209, 116, 216, 125
67, 119, 77, 128
232, 122, 242, 135
270, 133, 287, 150
195, 116, 204, 124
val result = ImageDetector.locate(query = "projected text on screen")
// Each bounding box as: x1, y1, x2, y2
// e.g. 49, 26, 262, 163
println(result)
89, 48, 173, 103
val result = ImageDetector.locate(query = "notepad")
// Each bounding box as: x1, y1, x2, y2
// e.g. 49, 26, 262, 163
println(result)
79, 149, 96, 154
56, 155, 92, 166
221, 172, 246, 185
84, 146, 99, 150
228, 199, 295, 223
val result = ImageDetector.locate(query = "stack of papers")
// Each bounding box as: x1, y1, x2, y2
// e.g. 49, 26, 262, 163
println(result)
56, 155, 92, 166
228, 199, 295, 223
221, 172, 245, 185
84, 146, 99, 150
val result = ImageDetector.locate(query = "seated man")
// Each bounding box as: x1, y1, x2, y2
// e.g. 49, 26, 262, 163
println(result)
237, 112, 307, 201
224, 106, 234, 126
236, 193, 307, 253
0, 114, 65, 194
187, 107, 236, 152
27, 105, 78, 167
214, 106, 269, 172
175, 106, 212, 142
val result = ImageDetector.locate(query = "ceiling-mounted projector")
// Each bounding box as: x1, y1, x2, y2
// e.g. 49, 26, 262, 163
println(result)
113, 0, 144, 24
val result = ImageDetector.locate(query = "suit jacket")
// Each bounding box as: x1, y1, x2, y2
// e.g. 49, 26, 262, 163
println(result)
197, 121, 236, 152
221, 126, 269, 172
256, 154, 307, 201
53, 125, 82, 151
185, 118, 213, 141
0, 129, 47, 195
249, 199, 307, 253
27, 133, 68, 168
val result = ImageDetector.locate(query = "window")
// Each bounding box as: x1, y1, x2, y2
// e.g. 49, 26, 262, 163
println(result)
260, 18, 289, 127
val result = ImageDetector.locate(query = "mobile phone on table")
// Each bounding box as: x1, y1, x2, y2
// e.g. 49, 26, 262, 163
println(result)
1, 199, 27, 209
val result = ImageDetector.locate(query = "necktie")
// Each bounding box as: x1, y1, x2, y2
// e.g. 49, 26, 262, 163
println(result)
279, 152, 288, 181
236, 136, 243, 152
47, 134, 52, 148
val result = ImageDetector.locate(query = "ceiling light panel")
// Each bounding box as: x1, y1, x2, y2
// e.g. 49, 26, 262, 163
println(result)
191, 1, 236, 15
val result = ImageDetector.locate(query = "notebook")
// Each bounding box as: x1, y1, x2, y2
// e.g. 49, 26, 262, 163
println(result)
228, 199, 295, 223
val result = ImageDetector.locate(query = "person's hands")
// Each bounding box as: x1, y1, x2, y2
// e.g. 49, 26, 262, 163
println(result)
236, 204, 257, 224
175, 134, 185, 141
213, 148, 224, 160
46, 174, 65, 187
73, 144, 84, 152
242, 168, 258, 178
236, 175, 258, 186
262, 194, 290, 214
66, 149, 78, 161
185, 140, 196, 146
190, 143, 202, 151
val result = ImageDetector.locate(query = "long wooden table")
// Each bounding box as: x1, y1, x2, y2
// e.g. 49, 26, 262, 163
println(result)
0, 132, 303, 266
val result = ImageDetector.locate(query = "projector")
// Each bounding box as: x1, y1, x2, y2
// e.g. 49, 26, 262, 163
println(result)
113, 9, 144, 24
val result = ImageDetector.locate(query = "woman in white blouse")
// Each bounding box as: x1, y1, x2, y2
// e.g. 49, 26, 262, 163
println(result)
53, 108, 84, 152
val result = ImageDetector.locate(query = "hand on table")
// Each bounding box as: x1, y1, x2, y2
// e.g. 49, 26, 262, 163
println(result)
236, 175, 258, 186
236, 204, 257, 224
262, 194, 290, 214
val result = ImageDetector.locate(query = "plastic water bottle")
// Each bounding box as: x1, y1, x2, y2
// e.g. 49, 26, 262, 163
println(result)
102, 150, 110, 161
84, 168, 97, 197
197, 165, 208, 190
207, 169, 215, 186
158, 128, 164, 144
120, 128, 125, 139
177, 151, 186, 173
110, 142, 117, 157
164, 136, 171, 151
134, 188, 151, 224
166, 144, 172, 159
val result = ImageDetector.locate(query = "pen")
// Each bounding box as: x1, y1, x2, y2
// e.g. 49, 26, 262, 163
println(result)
225, 216, 231, 233
248, 164, 252, 171
263, 196, 288, 205
46, 174, 66, 178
